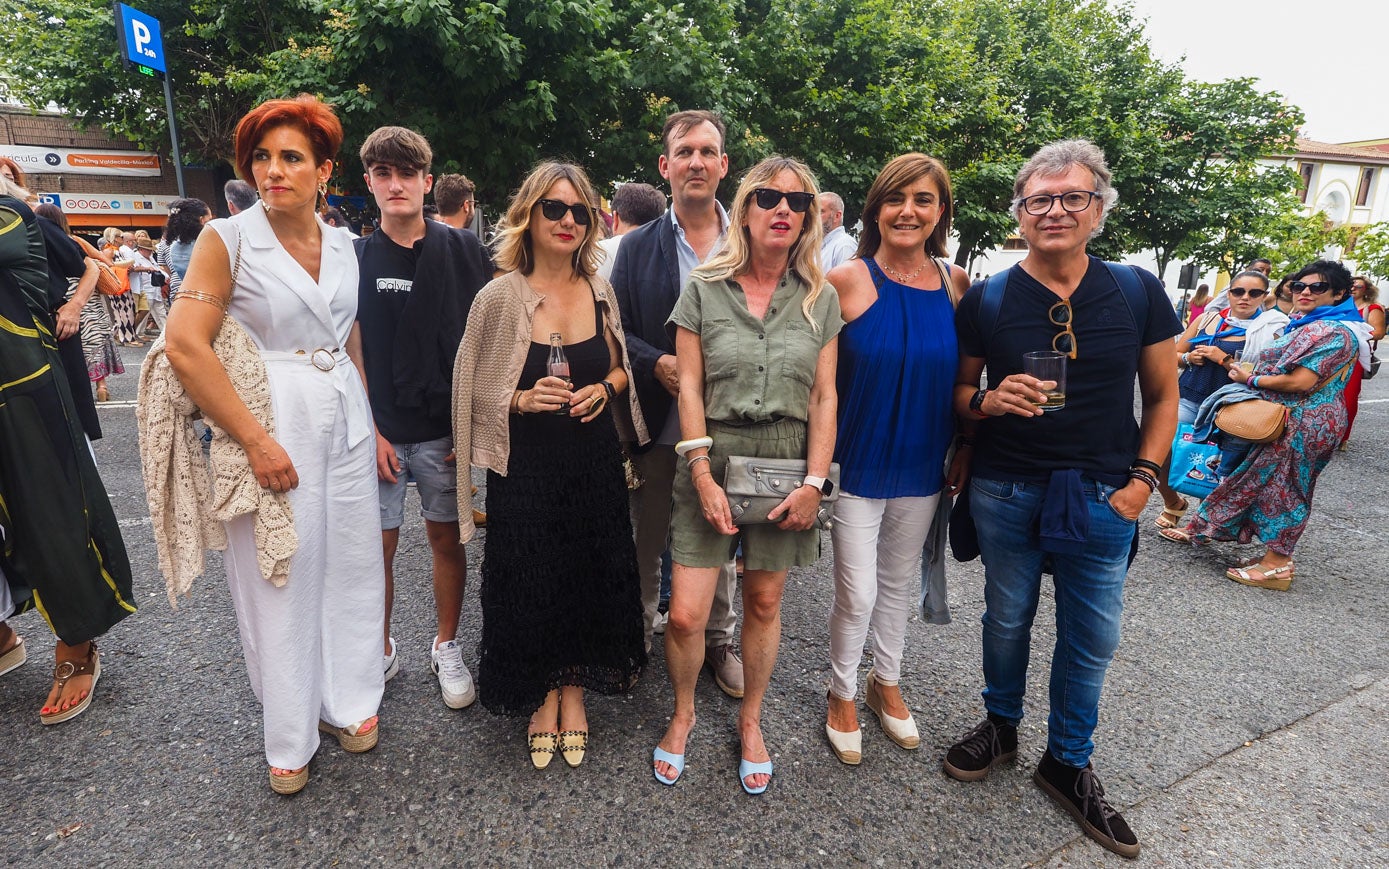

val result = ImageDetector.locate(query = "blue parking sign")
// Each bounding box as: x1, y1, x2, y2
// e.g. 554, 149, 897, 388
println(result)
115, 3, 166, 75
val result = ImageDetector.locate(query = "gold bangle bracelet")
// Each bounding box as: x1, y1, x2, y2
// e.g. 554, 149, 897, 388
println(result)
174, 290, 228, 312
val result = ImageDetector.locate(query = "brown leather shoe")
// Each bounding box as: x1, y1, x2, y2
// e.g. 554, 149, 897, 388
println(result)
705, 644, 744, 698
472, 508, 487, 528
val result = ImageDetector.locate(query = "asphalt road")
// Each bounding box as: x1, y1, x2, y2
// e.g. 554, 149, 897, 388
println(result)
2, 343, 1386, 867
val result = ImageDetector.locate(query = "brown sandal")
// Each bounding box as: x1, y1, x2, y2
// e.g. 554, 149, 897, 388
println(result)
269, 765, 309, 794
40, 641, 100, 725
0, 633, 26, 677
1157, 526, 1206, 545
318, 715, 379, 753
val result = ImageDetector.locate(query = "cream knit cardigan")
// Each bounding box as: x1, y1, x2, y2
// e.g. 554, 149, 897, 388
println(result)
451, 270, 649, 543
137, 317, 297, 605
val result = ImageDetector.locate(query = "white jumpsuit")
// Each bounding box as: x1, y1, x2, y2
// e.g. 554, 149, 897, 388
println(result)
211, 207, 384, 770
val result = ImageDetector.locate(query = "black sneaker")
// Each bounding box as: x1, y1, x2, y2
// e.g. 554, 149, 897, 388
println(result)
943, 715, 1017, 782
1033, 750, 1140, 859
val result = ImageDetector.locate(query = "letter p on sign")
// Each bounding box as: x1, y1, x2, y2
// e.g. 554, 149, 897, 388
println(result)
133, 21, 154, 57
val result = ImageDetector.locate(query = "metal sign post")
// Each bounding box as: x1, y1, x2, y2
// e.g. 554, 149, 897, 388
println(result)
113, 2, 184, 197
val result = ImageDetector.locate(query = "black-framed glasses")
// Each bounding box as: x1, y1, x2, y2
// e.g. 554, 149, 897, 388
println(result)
1227, 287, 1268, 299
536, 198, 591, 226
752, 188, 815, 213
1049, 299, 1077, 359
1017, 190, 1101, 216
1288, 280, 1333, 295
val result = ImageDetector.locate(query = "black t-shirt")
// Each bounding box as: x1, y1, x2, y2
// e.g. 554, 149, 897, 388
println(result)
956, 257, 1181, 482
356, 230, 446, 443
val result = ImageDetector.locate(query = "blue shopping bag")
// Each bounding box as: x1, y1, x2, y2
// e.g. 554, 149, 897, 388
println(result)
1168, 423, 1222, 499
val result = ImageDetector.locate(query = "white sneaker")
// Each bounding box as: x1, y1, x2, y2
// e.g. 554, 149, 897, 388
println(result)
431, 637, 476, 709
384, 636, 400, 682
652, 611, 669, 634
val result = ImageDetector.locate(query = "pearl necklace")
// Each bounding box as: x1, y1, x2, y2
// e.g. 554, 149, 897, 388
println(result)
879, 258, 929, 283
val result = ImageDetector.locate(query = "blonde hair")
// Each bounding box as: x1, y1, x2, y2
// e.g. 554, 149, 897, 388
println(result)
102, 227, 122, 246
492, 161, 601, 277
694, 156, 826, 330
0, 175, 31, 201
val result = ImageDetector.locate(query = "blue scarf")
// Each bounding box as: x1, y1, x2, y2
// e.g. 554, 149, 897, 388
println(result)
1285, 297, 1364, 332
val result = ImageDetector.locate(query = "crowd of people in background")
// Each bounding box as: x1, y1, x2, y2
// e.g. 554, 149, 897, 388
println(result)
2, 93, 1380, 862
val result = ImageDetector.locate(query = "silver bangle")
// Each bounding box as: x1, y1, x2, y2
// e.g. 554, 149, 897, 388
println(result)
688, 455, 712, 474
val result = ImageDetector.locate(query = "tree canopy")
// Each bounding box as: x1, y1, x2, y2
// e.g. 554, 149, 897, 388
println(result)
4, 0, 1310, 270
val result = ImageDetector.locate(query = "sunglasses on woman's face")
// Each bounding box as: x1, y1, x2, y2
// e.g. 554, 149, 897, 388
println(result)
1227, 287, 1267, 299
1288, 280, 1332, 295
752, 188, 815, 213
536, 198, 591, 226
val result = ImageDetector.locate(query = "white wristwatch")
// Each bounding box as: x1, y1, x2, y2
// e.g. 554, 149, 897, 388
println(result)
801, 474, 834, 496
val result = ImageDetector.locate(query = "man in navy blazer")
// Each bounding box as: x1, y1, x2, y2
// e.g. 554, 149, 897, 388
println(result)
610, 109, 744, 698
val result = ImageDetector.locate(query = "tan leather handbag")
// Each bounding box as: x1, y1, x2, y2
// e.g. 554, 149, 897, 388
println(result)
1214, 399, 1287, 444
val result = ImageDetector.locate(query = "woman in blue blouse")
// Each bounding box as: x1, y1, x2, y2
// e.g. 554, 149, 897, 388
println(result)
823, 154, 970, 764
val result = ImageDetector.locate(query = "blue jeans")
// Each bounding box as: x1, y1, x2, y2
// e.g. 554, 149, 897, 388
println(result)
970, 477, 1136, 767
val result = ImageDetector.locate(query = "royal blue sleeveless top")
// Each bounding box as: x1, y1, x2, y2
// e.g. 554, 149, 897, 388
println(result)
833, 258, 958, 498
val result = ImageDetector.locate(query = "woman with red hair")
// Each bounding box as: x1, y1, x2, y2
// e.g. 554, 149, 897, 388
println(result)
156, 95, 385, 794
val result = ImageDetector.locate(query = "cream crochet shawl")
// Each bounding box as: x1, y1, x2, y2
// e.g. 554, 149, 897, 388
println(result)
137, 317, 297, 605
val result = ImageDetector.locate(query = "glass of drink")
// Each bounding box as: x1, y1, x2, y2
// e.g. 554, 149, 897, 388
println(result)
548, 332, 572, 416
1233, 349, 1255, 373
1022, 350, 1067, 412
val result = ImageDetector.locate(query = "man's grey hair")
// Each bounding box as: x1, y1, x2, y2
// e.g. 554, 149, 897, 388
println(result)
1010, 139, 1119, 236
819, 191, 845, 214
224, 179, 259, 213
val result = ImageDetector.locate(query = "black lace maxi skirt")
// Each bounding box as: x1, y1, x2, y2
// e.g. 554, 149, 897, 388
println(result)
478, 408, 646, 715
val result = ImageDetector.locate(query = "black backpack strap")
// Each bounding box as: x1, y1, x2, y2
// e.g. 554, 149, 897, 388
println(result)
1104, 261, 1148, 336
978, 267, 1011, 339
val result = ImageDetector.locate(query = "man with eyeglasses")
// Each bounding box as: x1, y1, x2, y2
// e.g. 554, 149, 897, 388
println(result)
610, 110, 744, 695
945, 140, 1181, 859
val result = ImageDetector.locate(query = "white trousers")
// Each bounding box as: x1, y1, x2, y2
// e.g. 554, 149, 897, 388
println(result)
223, 369, 385, 770
828, 492, 939, 701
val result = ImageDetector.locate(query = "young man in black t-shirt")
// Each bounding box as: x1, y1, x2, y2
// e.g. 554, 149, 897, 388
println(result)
355, 126, 490, 710
943, 140, 1180, 860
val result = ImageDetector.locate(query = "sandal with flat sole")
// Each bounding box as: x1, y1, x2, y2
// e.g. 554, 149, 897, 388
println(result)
528, 731, 558, 769
0, 634, 26, 677
1157, 526, 1206, 545
40, 642, 100, 725
269, 765, 309, 795
652, 746, 685, 785
318, 716, 379, 752
558, 729, 588, 768
1226, 562, 1294, 591
1154, 498, 1189, 529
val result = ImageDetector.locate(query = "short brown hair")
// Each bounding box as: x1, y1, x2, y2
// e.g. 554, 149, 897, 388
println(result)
661, 110, 726, 156
234, 95, 343, 184
493, 161, 601, 277
857, 153, 955, 259
359, 125, 432, 172
434, 173, 476, 217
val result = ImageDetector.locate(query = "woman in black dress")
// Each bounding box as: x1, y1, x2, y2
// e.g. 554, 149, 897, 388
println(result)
452, 162, 647, 769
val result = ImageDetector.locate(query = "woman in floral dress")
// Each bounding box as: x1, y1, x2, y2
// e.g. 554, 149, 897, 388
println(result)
1162, 260, 1363, 590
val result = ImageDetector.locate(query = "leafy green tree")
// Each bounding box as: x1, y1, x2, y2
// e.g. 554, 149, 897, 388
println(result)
1121, 78, 1303, 281
1350, 222, 1389, 283
3, 0, 318, 164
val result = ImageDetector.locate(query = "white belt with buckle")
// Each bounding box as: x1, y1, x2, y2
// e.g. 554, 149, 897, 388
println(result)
258, 346, 370, 447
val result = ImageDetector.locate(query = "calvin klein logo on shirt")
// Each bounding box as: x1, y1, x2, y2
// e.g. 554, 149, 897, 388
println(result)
376, 278, 412, 294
